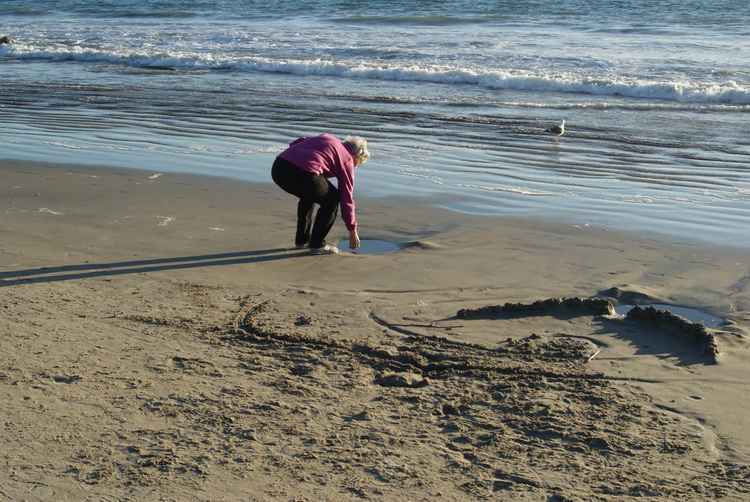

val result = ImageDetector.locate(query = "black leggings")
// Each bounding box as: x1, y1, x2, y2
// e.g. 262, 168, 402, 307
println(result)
271, 157, 340, 248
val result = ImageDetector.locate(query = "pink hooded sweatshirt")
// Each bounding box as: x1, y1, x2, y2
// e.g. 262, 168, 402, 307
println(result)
277, 134, 357, 231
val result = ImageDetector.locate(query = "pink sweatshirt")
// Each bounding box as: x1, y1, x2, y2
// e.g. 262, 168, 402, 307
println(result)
277, 134, 357, 231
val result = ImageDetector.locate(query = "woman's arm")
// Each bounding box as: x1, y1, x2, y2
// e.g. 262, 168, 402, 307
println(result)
348, 229, 360, 250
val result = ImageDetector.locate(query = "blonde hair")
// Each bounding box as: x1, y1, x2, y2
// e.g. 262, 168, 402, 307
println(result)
345, 135, 371, 165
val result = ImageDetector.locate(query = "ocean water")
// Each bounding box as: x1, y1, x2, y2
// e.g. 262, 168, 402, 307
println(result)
1, 0, 749, 246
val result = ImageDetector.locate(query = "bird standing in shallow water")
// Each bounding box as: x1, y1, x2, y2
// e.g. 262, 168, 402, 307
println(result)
546, 119, 565, 140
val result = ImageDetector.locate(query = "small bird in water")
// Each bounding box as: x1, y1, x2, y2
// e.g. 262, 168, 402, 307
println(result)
545, 119, 565, 139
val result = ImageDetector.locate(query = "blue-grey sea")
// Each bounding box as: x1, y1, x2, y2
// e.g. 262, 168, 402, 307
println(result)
2, 0, 749, 246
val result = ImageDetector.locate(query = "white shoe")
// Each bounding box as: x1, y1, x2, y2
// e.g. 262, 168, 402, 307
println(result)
310, 244, 339, 255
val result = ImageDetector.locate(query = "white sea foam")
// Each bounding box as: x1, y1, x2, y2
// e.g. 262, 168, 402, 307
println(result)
37, 208, 63, 215
453, 184, 568, 197
156, 215, 175, 226
7, 42, 750, 105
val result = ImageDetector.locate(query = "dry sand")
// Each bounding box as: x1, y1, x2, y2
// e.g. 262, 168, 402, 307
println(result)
1, 160, 749, 501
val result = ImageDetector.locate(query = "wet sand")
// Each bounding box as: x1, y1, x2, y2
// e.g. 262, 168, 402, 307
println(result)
1, 159, 749, 500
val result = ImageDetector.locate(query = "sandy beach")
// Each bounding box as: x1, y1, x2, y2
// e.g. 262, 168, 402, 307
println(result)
1, 159, 749, 501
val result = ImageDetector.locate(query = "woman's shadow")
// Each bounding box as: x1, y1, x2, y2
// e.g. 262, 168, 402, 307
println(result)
0, 248, 305, 286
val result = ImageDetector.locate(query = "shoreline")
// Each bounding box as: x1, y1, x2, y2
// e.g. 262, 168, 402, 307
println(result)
4, 134, 750, 252
2, 159, 749, 499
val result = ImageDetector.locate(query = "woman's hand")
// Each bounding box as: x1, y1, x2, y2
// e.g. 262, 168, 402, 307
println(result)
349, 229, 361, 249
